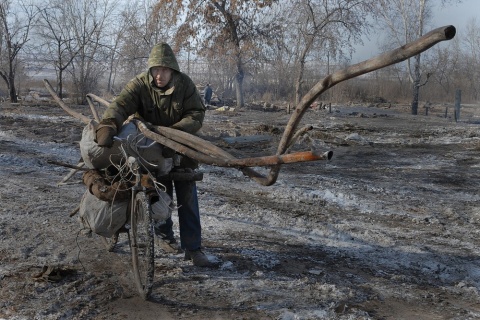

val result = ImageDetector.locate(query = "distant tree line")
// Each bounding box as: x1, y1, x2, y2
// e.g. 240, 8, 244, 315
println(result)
0, 0, 475, 113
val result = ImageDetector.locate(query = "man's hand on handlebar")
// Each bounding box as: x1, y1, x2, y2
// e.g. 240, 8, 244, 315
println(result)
95, 119, 117, 148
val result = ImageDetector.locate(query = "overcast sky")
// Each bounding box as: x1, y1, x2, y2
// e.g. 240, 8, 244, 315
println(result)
352, 0, 480, 62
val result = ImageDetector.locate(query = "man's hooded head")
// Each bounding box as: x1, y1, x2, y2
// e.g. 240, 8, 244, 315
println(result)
147, 43, 180, 72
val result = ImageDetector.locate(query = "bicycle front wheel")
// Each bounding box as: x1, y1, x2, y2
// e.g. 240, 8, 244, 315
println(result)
130, 191, 155, 300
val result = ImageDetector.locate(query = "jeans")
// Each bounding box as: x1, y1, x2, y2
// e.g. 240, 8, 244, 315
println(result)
154, 179, 202, 251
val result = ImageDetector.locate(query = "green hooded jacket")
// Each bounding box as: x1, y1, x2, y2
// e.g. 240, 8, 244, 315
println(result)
102, 43, 205, 134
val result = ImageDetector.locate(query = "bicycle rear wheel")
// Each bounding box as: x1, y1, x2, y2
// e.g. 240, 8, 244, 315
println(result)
130, 191, 155, 300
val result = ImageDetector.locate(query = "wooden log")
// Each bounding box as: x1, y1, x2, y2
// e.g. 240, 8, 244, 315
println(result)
134, 120, 331, 167
59, 161, 85, 184
85, 95, 101, 123
267, 25, 456, 186
86, 93, 110, 108
47, 160, 89, 171
43, 79, 92, 125
44, 25, 455, 186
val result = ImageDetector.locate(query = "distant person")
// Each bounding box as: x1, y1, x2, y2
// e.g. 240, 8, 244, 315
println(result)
95, 43, 216, 267
204, 83, 213, 105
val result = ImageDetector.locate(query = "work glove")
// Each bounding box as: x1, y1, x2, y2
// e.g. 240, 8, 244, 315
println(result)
95, 119, 117, 148
162, 146, 176, 158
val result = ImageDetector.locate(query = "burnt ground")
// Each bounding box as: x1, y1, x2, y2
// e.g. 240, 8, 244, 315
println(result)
0, 101, 479, 319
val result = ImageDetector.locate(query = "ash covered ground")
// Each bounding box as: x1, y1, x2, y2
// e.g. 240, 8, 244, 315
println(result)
1, 101, 480, 319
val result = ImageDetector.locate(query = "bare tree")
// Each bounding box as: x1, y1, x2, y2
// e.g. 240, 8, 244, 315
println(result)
0, 0, 36, 102
424, 35, 460, 100
461, 18, 480, 101
155, 0, 281, 109
63, 0, 117, 102
285, 0, 372, 105
35, 0, 82, 99
103, 16, 128, 95
373, 0, 461, 114
117, 0, 179, 81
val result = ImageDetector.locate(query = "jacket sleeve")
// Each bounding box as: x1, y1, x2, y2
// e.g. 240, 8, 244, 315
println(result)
102, 77, 144, 129
170, 76, 205, 134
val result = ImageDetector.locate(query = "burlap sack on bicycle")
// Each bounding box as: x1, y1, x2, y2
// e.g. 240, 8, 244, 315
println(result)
80, 120, 123, 169
78, 190, 129, 238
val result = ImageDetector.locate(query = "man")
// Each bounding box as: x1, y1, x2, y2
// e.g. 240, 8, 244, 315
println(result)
204, 83, 213, 105
95, 43, 215, 267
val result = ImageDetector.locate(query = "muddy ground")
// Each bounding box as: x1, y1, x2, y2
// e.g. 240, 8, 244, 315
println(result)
0, 100, 479, 320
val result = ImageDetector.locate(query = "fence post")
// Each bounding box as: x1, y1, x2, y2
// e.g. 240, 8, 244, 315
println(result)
455, 89, 461, 122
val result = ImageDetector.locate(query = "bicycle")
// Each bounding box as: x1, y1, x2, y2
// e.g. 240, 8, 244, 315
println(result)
95, 132, 202, 300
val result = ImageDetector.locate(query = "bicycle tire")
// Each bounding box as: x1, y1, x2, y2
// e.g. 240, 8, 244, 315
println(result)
130, 191, 155, 300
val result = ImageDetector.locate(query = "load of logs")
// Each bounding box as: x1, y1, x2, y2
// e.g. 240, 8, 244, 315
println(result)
44, 25, 455, 186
